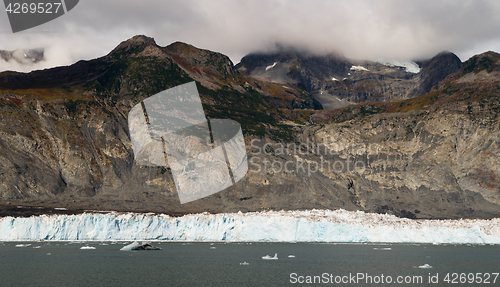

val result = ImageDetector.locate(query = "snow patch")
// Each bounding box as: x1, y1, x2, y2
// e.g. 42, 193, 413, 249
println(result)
377, 59, 421, 73
265, 62, 277, 71
350, 66, 369, 72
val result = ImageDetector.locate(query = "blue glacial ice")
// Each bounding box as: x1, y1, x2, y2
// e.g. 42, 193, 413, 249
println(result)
0, 209, 499, 243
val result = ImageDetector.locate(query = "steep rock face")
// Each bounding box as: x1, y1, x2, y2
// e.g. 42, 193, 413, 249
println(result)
236, 48, 353, 108
323, 62, 417, 106
307, 107, 500, 218
0, 36, 498, 219
236, 48, 462, 110
301, 52, 500, 218
237, 48, 351, 84
410, 51, 462, 97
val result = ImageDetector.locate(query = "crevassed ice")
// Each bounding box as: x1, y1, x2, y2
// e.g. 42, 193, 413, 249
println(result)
377, 59, 421, 73
0, 209, 499, 243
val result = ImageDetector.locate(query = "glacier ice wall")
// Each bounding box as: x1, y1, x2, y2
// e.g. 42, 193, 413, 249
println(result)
1, 209, 499, 243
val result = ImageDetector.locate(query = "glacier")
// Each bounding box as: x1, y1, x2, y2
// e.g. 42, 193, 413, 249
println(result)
376, 59, 421, 73
0, 209, 499, 244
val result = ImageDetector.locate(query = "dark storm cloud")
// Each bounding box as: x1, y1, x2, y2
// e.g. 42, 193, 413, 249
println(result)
1, 0, 499, 72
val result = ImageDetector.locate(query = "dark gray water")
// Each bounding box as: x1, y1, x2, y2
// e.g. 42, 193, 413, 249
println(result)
0, 242, 499, 286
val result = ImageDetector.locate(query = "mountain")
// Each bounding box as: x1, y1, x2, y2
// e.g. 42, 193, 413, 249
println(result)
237, 47, 461, 109
0, 35, 320, 215
0, 48, 44, 65
0, 35, 499, 219
411, 51, 462, 96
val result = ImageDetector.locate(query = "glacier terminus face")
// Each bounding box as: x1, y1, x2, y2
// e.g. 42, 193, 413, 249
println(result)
1, 209, 499, 244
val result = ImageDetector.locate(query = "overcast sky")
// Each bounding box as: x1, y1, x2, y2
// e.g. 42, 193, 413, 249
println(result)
1, 0, 500, 72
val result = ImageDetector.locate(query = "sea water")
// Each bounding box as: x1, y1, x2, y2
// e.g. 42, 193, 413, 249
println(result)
1, 242, 499, 287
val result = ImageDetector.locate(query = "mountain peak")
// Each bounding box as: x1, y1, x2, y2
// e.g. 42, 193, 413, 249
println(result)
121, 35, 157, 47
165, 41, 201, 54
108, 35, 158, 59
410, 50, 462, 96
462, 51, 500, 74
478, 50, 500, 59
164, 41, 236, 77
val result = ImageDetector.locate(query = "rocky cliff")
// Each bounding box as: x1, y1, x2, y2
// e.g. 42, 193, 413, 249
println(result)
237, 47, 461, 109
0, 36, 499, 219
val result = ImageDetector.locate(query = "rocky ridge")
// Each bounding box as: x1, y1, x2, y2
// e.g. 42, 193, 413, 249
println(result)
237, 47, 461, 109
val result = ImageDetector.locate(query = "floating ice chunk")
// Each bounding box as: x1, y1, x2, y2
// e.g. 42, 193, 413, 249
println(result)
120, 242, 140, 251
120, 241, 161, 250
266, 62, 277, 71
15, 244, 31, 247
262, 253, 278, 260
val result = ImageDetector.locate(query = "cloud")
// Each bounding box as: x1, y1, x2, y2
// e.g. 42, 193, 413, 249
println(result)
1, 0, 500, 72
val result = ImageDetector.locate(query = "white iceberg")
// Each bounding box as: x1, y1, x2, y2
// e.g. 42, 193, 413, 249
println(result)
80, 246, 96, 250
15, 244, 31, 247
120, 241, 141, 251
